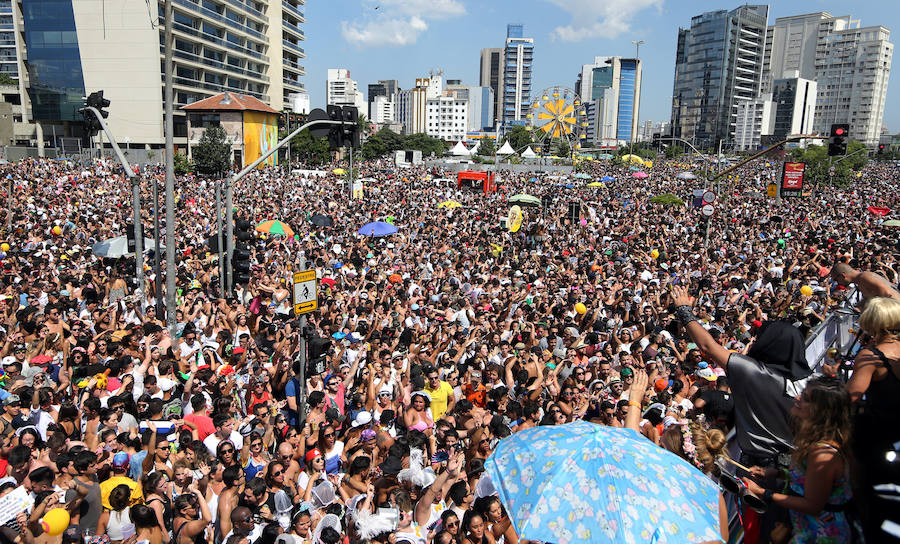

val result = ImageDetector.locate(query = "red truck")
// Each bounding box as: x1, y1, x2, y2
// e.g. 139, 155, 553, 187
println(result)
457, 170, 496, 193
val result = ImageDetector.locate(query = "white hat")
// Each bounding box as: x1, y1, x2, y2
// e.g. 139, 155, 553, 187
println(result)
351, 411, 373, 428
157, 377, 177, 392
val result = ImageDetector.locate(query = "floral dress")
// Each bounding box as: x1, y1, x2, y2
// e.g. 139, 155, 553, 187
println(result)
788, 445, 852, 543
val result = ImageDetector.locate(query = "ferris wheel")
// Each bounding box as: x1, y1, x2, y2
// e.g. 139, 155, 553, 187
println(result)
527, 86, 588, 152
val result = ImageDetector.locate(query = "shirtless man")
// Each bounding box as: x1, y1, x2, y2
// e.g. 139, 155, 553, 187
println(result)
830, 263, 900, 308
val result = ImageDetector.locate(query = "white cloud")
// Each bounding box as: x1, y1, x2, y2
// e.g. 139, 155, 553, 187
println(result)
544, 0, 663, 41
341, 0, 465, 47
341, 16, 428, 47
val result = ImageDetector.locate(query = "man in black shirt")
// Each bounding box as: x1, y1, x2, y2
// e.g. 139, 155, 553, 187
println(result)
694, 376, 734, 431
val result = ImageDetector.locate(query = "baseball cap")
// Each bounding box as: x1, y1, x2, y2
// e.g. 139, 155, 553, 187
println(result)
112, 452, 130, 469
305, 448, 322, 463
695, 367, 717, 382
2, 395, 20, 406
653, 378, 669, 393
351, 411, 372, 428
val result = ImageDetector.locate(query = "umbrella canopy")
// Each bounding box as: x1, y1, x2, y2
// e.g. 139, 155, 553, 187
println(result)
587, 182, 605, 188
596, 153, 614, 160
332, 168, 345, 175
255, 220, 294, 237
632, 171, 649, 179
485, 421, 722, 544
310, 214, 334, 227
573, 172, 591, 179
677, 171, 697, 180
358, 221, 398, 237
881, 219, 900, 227
601, 175, 615, 182
91, 236, 164, 259
620, 153, 645, 165
508, 194, 542, 207
438, 200, 462, 209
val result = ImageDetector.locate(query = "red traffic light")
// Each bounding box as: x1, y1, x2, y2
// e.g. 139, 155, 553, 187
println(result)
834, 128, 845, 135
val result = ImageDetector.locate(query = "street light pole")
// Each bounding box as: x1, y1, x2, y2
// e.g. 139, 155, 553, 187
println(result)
163, 0, 176, 333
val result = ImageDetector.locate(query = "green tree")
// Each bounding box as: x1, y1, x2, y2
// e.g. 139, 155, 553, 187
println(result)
291, 128, 331, 166
376, 128, 404, 153
788, 143, 866, 188
192, 125, 232, 177
358, 114, 374, 139
552, 138, 570, 157
402, 133, 446, 157
361, 134, 387, 160
502, 126, 532, 152
174, 152, 194, 175
664, 145, 684, 159
477, 138, 496, 157
0, 74, 16, 86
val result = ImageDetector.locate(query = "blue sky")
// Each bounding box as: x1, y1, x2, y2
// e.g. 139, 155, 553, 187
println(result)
302, 0, 899, 132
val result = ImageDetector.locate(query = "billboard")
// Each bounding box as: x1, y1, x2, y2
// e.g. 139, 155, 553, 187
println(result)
781, 162, 805, 198
243, 111, 279, 168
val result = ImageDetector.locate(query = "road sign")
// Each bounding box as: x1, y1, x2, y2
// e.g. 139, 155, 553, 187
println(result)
702, 190, 716, 204
767, 183, 777, 197
293, 269, 318, 315
701, 204, 715, 217
829, 166, 835, 176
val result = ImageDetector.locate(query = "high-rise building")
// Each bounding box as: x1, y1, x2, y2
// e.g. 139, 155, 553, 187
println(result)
3, 0, 305, 148
771, 74, 816, 141
371, 95, 394, 124
671, 5, 769, 149
764, 12, 892, 145
367, 79, 399, 120
479, 48, 503, 129
502, 24, 533, 128
734, 97, 774, 151
398, 77, 440, 134
326, 69, 365, 111
576, 56, 642, 145
425, 94, 468, 142
446, 81, 494, 131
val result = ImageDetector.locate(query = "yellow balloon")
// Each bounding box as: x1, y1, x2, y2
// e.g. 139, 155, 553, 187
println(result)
41, 508, 70, 536
0, 243, 9, 252
575, 303, 587, 315
800, 285, 813, 296
650, 249, 659, 259
52, 226, 62, 236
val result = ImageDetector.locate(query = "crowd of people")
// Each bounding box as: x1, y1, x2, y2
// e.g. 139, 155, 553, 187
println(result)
0, 151, 897, 544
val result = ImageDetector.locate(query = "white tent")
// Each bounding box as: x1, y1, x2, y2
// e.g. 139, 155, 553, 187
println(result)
468, 142, 480, 155
450, 141, 470, 156
521, 146, 537, 158
497, 141, 515, 155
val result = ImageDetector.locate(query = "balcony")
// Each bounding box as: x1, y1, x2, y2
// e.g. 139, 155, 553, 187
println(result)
282, 0, 305, 22
282, 57, 304, 73
166, 47, 270, 82
282, 20, 304, 39
282, 40, 304, 56
172, 0, 267, 42
170, 74, 269, 102
169, 21, 268, 62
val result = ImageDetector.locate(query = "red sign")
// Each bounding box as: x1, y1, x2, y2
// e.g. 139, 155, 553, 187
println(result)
781, 162, 805, 197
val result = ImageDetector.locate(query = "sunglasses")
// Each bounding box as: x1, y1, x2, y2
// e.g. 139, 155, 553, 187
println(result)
220, 448, 235, 454
323, 433, 335, 439
271, 470, 283, 477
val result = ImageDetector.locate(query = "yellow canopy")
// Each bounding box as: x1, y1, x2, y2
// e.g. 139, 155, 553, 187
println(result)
333, 168, 346, 175
620, 154, 645, 165
587, 182, 605, 188
438, 200, 462, 209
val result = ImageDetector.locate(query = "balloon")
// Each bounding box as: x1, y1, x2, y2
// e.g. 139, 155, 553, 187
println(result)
650, 249, 659, 259
0, 243, 8, 252
51, 226, 62, 236
800, 285, 813, 296
41, 508, 70, 536
574, 303, 587, 315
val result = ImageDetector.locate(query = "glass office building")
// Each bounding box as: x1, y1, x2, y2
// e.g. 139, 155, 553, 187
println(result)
22, 0, 86, 121
502, 24, 533, 127
616, 59, 637, 141
671, 5, 768, 149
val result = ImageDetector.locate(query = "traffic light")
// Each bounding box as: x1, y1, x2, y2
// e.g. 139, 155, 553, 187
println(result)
307, 336, 332, 376
82, 91, 110, 138
231, 218, 252, 285
828, 123, 849, 156
341, 105, 360, 149
326, 105, 343, 150
878, 144, 886, 154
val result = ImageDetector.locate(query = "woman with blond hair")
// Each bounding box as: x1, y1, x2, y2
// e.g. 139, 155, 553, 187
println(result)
846, 296, 900, 541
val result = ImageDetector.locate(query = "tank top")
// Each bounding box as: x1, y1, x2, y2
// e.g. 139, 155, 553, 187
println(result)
863, 346, 900, 422
106, 508, 136, 542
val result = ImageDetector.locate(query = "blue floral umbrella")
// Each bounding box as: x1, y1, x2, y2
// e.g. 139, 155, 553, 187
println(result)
601, 175, 615, 182
357, 221, 398, 237
484, 421, 722, 544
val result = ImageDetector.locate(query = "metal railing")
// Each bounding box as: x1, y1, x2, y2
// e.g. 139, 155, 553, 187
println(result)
804, 287, 860, 370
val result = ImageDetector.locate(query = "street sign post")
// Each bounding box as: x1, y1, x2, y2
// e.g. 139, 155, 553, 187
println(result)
701, 204, 715, 217
702, 190, 716, 204
293, 269, 318, 315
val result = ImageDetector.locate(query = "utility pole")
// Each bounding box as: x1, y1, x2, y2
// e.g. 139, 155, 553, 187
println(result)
226, 176, 233, 294
153, 175, 162, 316
630, 40, 645, 159
163, 0, 176, 333
215, 181, 224, 295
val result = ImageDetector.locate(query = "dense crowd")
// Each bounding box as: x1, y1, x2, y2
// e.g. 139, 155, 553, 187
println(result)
0, 152, 897, 544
